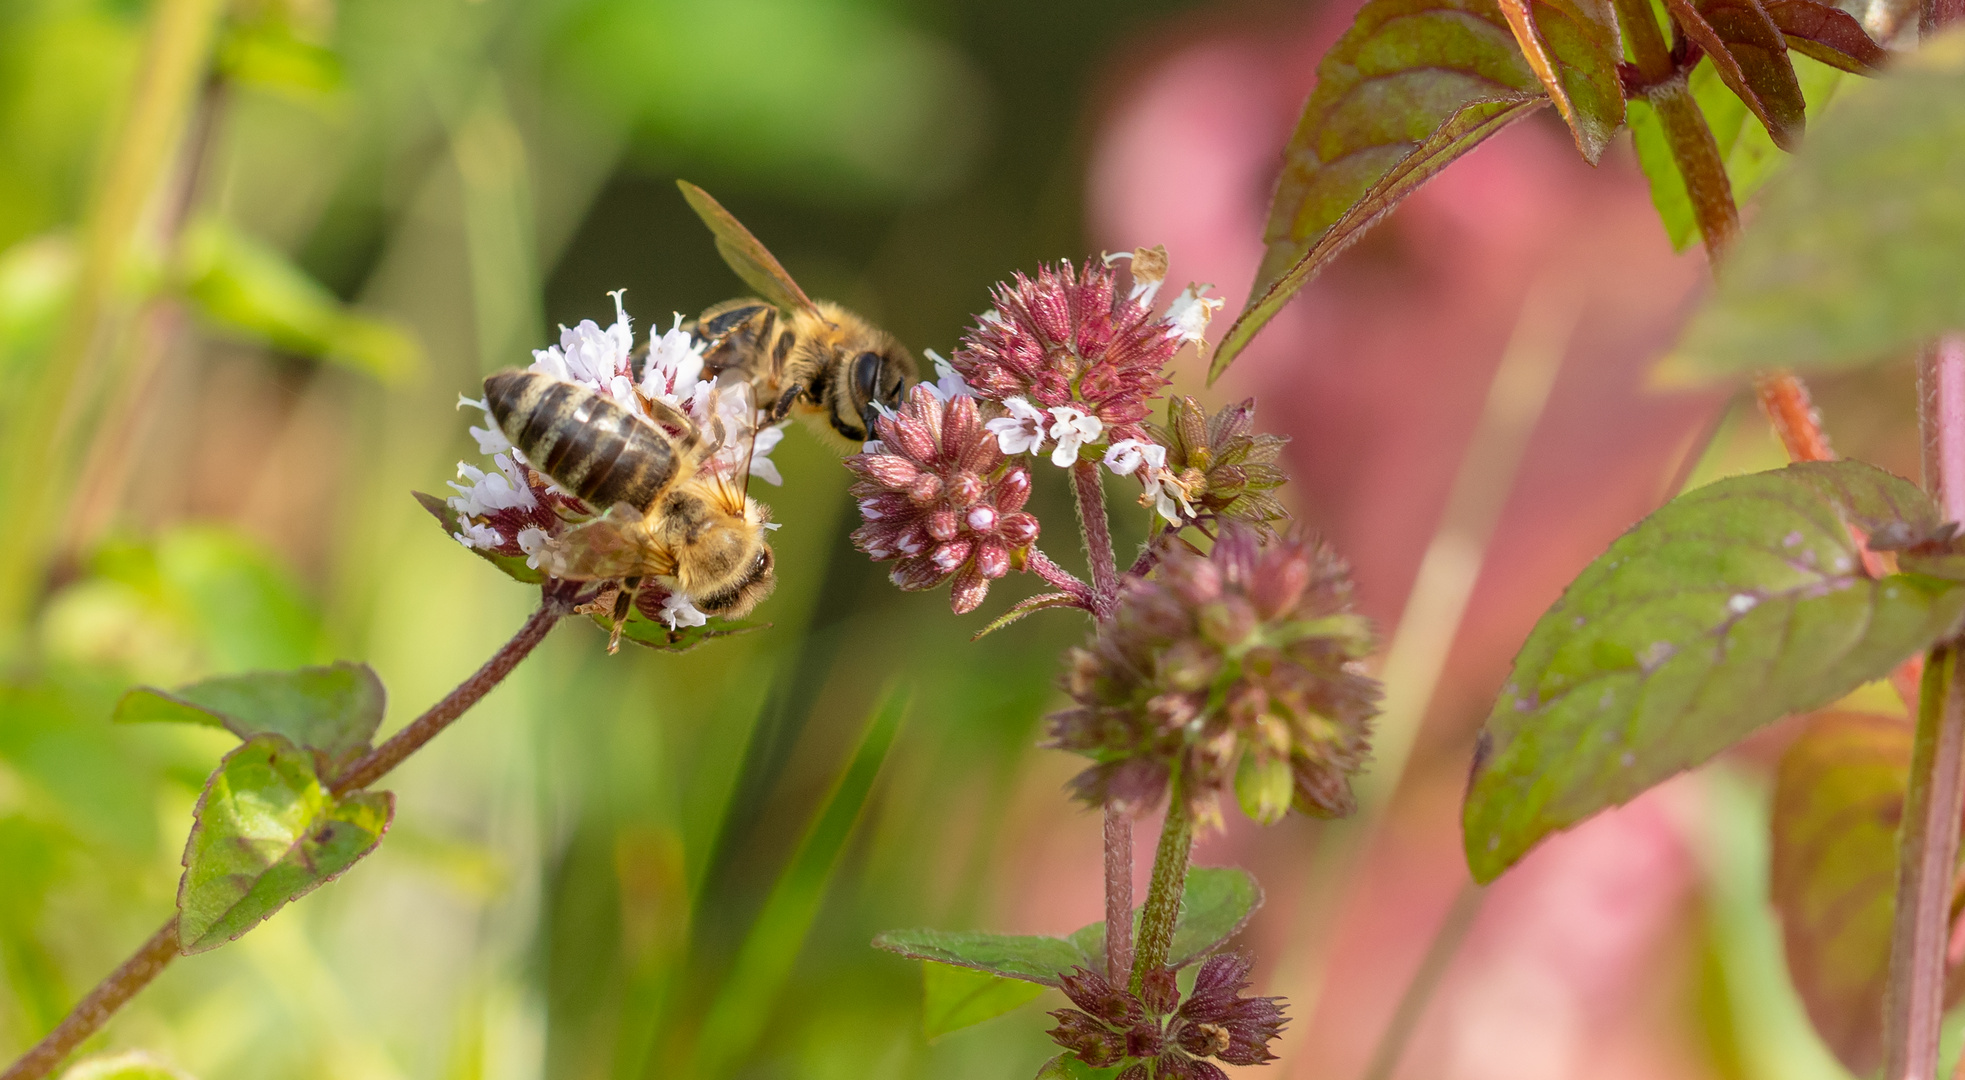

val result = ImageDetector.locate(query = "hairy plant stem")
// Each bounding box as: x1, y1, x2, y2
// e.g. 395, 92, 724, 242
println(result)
1025, 548, 1096, 610
1885, 647, 1965, 1080
0, 589, 572, 1080
1130, 770, 1195, 994
1070, 460, 1121, 620
1104, 808, 1135, 981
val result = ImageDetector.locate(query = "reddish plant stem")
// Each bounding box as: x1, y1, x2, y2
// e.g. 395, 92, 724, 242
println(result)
1070, 461, 1121, 620
2, 591, 572, 1080
1025, 548, 1096, 610
1886, 647, 1965, 1080
0, 920, 180, 1080
1103, 807, 1134, 981
332, 587, 572, 794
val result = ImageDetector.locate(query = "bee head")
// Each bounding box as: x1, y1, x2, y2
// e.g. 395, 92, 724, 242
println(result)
680, 496, 776, 619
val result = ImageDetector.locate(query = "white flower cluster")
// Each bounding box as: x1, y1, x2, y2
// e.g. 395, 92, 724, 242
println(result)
984, 398, 1106, 469
449, 290, 786, 629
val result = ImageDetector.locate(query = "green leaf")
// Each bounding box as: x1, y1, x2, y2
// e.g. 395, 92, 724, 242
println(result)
215, 22, 344, 104
605, 607, 770, 653
873, 927, 1091, 986
114, 662, 383, 773
1462, 460, 1965, 883
1034, 1055, 1122, 1080
178, 733, 393, 953
920, 961, 1047, 1041
1769, 711, 1926, 1076
412, 491, 546, 584
1213, 0, 1552, 379
689, 685, 908, 1078
1665, 0, 1807, 151
877, 866, 1261, 986
60, 1051, 197, 1080
178, 218, 419, 381
1494, 0, 1625, 159
1665, 30, 1965, 378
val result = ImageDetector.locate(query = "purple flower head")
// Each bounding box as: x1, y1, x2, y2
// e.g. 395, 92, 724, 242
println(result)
1046, 522, 1381, 824
1047, 956, 1287, 1077
846, 384, 1039, 614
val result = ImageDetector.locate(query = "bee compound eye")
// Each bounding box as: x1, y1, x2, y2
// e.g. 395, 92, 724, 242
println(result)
852, 351, 883, 403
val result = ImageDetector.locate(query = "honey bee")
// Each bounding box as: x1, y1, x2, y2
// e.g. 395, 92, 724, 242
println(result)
675, 181, 918, 447
483, 369, 775, 649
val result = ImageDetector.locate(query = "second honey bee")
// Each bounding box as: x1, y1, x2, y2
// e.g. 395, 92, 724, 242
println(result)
675, 181, 917, 447
484, 369, 775, 647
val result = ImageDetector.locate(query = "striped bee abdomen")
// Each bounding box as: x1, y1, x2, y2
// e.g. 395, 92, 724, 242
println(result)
483, 370, 676, 512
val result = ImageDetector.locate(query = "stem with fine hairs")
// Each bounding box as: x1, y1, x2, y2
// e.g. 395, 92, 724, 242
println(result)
1070, 460, 1121, 620
1129, 769, 1195, 994
0, 588, 572, 1080
1103, 808, 1135, 981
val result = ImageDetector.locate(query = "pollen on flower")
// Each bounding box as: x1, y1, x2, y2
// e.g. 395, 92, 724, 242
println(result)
1161, 284, 1224, 348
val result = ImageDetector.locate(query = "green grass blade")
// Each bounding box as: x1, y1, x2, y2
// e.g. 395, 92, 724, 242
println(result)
686, 682, 910, 1079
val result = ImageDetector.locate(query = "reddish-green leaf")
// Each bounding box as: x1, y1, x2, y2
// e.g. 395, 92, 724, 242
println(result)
1213, 0, 1552, 379
413, 491, 545, 584
1496, 0, 1625, 158
1770, 711, 1925, 1076
1764, 0, 1889, 73
1463, 461, 1965, 883
1665, 0, 1808, 150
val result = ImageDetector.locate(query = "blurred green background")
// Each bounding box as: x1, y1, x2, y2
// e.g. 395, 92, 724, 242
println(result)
0, 0, 1204, 1077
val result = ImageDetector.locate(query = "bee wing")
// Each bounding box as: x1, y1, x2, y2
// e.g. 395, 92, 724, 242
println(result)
538, 504, 675, 581
677, 181, 819, 315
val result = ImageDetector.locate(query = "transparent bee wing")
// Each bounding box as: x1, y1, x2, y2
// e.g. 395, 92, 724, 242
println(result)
676, 181, 819, 315
538, 504, 673, 581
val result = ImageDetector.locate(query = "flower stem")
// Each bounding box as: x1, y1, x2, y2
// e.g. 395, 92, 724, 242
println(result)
1025, 548, 1097, 610
0, 920, 180, 1080
0, 589, 572, 1080
1129, 771, 1195, 994
1884, 646, 1965, 1080
1070, 460, 1121, 619
332, 586, 573, 794
1104, 806, 1135, 981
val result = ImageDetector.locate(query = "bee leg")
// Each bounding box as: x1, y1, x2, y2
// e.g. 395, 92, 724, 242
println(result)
772, 384, 806, 421
607, 576, 643, 654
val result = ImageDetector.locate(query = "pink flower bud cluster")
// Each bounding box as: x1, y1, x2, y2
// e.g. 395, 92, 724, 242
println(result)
847, 385, 1039, 614
951, 257, 1190, 452
1047, 954, 1287, 1079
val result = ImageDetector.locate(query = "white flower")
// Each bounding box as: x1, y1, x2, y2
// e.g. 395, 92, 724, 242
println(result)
516, 527, 550, 569
661, 592, 708, 630
446, 453, 536, 516
1104, 438, 1191, 522
747, 422, 787, 486
458, 394, 511, 454
1046, 405, 1104, 467
453, 521, 503, 550
532, 290, 635, 390
861, 438, 886, 454
1105, 246, 1169, 305
922, 348, 975, 402
985, 396, 1049, 456
1162, 284, 1223, 348
639, 314, 707, 404
1103, 437, 1161, 477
